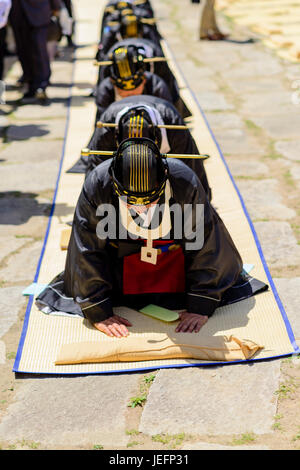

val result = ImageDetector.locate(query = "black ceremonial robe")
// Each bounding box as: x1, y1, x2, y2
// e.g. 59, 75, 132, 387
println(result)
67, 95, 211, 200
36, 159, 268, 324
89, 96, 211, 198
102, 0, 155, 24
94, 72, 173, 124
98, 38, 180, 105
98, 17, 161, 61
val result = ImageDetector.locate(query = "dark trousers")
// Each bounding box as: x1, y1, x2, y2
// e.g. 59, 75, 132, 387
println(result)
62, 0, 74, 44
63, 0, 73, 18
0, 27, 6, 80
10, 3, 51, 91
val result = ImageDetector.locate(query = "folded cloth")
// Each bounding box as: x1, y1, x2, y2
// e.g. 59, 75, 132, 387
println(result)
55, 334, 263, 365
22, 283, 48, 296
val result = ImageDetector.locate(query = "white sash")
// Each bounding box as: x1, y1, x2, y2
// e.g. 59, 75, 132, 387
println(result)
119, 180, 172, 240
119, 181, 172, 265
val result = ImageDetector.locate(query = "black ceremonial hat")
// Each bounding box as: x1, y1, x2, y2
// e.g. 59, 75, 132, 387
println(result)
110, 138, 168, 205
117, 107, 162, 148
109, 45, 146, 90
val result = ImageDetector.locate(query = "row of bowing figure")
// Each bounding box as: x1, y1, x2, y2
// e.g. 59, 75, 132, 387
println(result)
36, 0, 268, 338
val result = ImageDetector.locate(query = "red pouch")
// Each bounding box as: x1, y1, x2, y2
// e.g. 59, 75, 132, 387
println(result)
123, 241, 185, 295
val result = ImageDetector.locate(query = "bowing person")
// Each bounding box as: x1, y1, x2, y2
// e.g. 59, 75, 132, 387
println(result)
37, 138, 268, 337
94, 44, 173, 123
67, 96, 206, 194
87, 95, 211, 199
98, 10, 161, 61
97, 37, 180, 107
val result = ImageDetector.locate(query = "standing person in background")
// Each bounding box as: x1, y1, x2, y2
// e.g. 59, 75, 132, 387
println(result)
0, 0, 11, 80
199, 0, 228, 41
9, 0, 62, 104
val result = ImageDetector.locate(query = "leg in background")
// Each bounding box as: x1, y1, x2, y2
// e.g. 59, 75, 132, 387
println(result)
200, 0, 227, 40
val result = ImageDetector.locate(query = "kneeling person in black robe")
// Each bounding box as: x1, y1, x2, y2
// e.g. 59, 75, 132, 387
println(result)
89, 96, 211, 199
98, 38, 180, 107
37, 138, 268, 337
68, 95, 210, 199
98, 10, 161, 61
102, 0, 155, 27
95, 44, 173, 123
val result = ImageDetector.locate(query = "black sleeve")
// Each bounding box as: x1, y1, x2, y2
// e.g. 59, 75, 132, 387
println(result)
171, 171, 243, 317
154, 63, 180, 103
165, 108, 211, 199
86, 127, 117, 178
145, 73, 173, 104
143, 24, 162, 44
98, 29, 118, 57
64, 174, 115, 323
95, 78, 115, 123
165, 110, 198, 155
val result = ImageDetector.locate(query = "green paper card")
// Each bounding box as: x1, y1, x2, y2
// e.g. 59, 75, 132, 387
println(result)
139, 304, 180, 322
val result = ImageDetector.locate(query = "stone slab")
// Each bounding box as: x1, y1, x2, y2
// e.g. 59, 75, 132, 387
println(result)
0, 161, 60, 193
273, 278, 300, 344
240, 91, 296, 116
194, 45, 241, 72
195, 91, 234, 112
139, 362, 281, 436
0, 196, 51, 227
0, 217, 49, 239
280, 160, 300, 188
178, 63, 218, 92
0, 375, 141, 448
0, 241, 43, 284
289, 164, 300, 181
285, 64, 300, 82
191, 76, 219, 93
227, 159, 269, 178
0, 140, 64, 164
0, 340, 5, 364
6, 120, 66, 142
182, 442, 270, 450
236, 179, 296, 220
205, 112, 244, 130
221, 57, 283, 79
0, 286, 27, 338
226, 77, 285, 94
250, 114, 300, 139
254, 221, 300, 269
213, 128, 265, 155
0, 195, 72, 238
0, 115, 9, 128
6, 123, 51, 141
275, 141, 300, 162
14, 102, 68, 121
238, 46, 278, 63
0, 236, 30, 265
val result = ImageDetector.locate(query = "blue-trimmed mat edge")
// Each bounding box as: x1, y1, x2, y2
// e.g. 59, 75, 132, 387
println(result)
13, 40, 299, 375
13, 52, 76, 373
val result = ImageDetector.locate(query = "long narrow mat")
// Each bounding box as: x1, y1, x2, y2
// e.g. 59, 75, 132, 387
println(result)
13, 1, 299, 375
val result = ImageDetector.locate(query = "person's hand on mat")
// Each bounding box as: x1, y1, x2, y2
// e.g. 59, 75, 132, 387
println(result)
175, 312, 208, 333
93, 315, 132, 338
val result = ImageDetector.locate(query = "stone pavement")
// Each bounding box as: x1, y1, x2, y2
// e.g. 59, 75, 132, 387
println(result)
0, 0, 299, 451
218, 0, 300, 62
